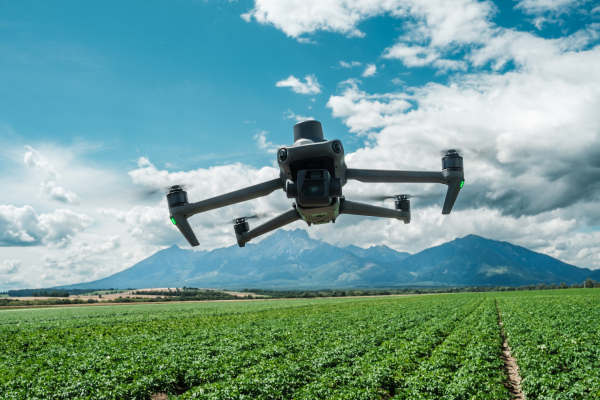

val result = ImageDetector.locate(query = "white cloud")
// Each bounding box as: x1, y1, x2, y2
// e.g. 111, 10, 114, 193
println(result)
253, 130, 286, 153
361, 64, 377, 77
283, 109, 315, 123
275, 74, 322, 94
515, 0, 581, 15
118, 158, 292, 250
339, 61, 362, 68
42, 236, 121, 275
327, 79, 413, 133
241, 0, 495, 46
0, 260, 20, 274
0, 205, 93, 248
24, 145, 81, 205
325, 40, 600, 267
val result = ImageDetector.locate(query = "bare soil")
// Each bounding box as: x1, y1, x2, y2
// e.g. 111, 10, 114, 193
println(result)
496, 301, 525, 399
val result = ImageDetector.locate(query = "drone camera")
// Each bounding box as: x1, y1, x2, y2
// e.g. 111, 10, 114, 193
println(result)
442, 149, 463, 171
296, 169, 332, 207
167, 185, 189, 208
302, 180, 324, 197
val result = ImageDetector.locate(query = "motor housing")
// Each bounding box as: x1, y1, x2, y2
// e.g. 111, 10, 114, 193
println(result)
442, 149, 463, 171
167, 186, 188, 208
395, 195, 410, 212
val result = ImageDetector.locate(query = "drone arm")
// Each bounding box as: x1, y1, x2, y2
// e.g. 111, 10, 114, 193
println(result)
346, 168, 464, 214
346, 168, 447, 183
171, 214, 200, 247
236, 208, 301, 247
340, 199, 410, 223
180, 178, 284, 218
442, 179, 462, 215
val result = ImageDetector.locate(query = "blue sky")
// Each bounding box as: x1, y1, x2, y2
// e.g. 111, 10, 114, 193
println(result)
4, 0, 595, 170
1, 0, 599, 289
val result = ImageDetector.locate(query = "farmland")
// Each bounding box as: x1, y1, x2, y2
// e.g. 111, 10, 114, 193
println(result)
0, 290, 599, 399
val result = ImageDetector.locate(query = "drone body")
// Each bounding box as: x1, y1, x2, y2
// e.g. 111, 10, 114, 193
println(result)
167, 120, 464, 247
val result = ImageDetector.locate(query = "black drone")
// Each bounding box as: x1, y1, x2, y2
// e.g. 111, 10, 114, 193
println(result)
166, 120, 464, 247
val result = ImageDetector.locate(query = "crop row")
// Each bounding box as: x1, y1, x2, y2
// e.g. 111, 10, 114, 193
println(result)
497, 290, 600, 399
0, 294, 517, 400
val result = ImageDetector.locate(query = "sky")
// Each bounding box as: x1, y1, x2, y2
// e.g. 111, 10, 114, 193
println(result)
1, 0, 599, 290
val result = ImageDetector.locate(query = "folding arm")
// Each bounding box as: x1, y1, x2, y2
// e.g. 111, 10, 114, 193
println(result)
169, 178, 284, 247
345, 168, 464, 215
236, 208, 302, 247
346, 169, 447, 184
340, 199, 410, 223
181, 178, 284, 218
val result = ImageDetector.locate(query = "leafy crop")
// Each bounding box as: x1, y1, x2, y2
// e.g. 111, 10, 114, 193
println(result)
0, 294, 513, 399
497, 289, 600, 399
2, 290, 598, 399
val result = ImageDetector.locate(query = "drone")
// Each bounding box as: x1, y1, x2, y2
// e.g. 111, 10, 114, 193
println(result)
166, 120, 464, 248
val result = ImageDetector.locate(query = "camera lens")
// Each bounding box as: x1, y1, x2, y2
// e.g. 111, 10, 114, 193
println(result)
309, 185, 319, 193
278, 148, 287, 161
332, 141, 343, 153
309, 171, 322, 179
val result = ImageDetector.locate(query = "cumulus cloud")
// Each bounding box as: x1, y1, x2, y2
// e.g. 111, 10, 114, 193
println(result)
362, 64, 377, 77
276, 74, 322, 94
117, 159, 292, 249
24, 145, 81, 205
241, 0, 495, 45
42, 236, 121, 275
324, 39, 600, 267
339, 61, 362, 68
253, 130, 286, 153
0, 205, 93, 248
327, 79, 413, 133
283, 109, 315, 123
515, 0, 581, 15
0, 260, 21, 274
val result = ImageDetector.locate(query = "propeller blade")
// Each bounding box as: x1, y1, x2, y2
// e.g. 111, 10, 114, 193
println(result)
227, 212, 274, 225
352, 193, 431, 201
137, 183, 191, 200
440, 148, 464, 157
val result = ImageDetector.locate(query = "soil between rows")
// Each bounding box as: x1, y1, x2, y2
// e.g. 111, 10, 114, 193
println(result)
496, 300, 525, 399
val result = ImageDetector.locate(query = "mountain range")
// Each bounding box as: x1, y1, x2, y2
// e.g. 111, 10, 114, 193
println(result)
59, 229, 600, 289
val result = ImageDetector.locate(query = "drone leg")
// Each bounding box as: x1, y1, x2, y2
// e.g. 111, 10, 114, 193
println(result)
340, 199, 410, 224
236, 208, 302, 247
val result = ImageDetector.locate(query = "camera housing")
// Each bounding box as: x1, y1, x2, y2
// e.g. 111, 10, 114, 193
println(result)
296, 169, 331, 207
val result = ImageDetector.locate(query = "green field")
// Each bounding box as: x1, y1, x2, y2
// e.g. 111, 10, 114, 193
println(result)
1, 290, 599, 399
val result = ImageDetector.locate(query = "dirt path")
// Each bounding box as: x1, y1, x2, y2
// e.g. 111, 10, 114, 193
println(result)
496, 300, 525, 399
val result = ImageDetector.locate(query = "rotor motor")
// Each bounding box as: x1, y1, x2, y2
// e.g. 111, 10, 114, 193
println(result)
442, 149, 463, 171
394, 195, 410, 212
234, 218, 250, 235
167, 186, 189, 208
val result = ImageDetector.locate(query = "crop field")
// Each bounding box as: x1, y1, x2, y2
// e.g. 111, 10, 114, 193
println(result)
0, 290, 599, 399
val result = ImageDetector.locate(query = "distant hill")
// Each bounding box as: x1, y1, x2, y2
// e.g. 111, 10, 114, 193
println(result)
57, 229, 600, 289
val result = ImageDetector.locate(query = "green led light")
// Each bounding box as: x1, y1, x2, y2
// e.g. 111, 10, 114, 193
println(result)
460, 181, 465, 188
170, 217, 177, 225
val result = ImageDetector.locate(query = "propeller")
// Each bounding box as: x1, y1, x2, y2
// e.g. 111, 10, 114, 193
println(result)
228, 212, 272, 225
137, 184, 190, 200
439, 148, 464, 157
352, 193, 433, 202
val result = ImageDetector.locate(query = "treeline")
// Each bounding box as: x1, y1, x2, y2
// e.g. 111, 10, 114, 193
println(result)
0, 298, 100, 307
133, 288, 245, 301
241, 280, 600, 298
7, 288, 130, 297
